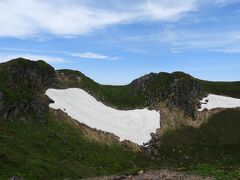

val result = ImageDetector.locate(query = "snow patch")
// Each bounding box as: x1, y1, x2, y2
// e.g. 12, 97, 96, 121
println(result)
198, 94, 240, 111
45, 88, 160, 145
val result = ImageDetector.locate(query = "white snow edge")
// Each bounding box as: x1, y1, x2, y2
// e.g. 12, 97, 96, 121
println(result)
198, 94, 240, 111
45, 88, 160, 145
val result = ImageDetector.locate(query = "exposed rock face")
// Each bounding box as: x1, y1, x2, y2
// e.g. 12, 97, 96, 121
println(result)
166, 77, 206, 118
0, 58, 205, 123
55, 70, 83, 88
5, 58, 56, 91
130, 72, 206, 118
55, 70, 104, 100
0, 58, 57, 120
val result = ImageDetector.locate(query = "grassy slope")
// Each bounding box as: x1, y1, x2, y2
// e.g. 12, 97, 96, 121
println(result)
0, 59, 240, 179
198, 80, 240, 99
58, 69, 146, 109
0, 112, 158, 180
1, 59, 239, 109
1, 110, 239, 179
157, 109, 240, 180
1, 58, 238, 110
59, 70, 240, 110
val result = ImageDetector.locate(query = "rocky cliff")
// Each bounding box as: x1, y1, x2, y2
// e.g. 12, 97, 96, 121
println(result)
0, 58, 207, 122
0, 58, 56, 120
130, 72, 206, 118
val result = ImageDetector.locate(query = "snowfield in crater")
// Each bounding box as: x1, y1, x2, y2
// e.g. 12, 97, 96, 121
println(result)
199, 94, 240, 111
46, 88, 160, 145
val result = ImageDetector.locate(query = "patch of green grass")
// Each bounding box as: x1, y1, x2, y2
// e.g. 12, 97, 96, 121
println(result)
0, 58, 54, 106
199, 80, 240, 98
1, 59, 240, 179
2, 58, 237, 111
156, 109, 240, 179
58, 69, 146, 109
191, 164, 237, 180
57, 70, 199, 110
0, 112, 158, 179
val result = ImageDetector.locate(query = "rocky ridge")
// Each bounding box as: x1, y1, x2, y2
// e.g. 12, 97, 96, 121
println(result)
0, 58, 207, 126
130, 72, 206, 118
0, 58, 57, 120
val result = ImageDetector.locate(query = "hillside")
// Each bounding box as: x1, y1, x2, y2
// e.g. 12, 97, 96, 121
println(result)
0, 58, 240, 179
57, 69, 240, 118
0, 58, 56, 121
198, 80, 240, 99
149, 109, 240, 180
1, 58, 239, 120
0, 111, 159, 179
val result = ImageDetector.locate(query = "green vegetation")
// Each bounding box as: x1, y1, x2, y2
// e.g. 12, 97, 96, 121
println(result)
1, 58, 239, 110
1, 110, 239, 180
199, 80, 240, 98
58, 69, 146, 109
156, 109, 240, 179
0, 112, 158, 179
0, 58, 54, 106
58, 70, 198, 110
1, 59, 240, 179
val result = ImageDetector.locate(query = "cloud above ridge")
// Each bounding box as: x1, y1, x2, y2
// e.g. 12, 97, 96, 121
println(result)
0, 54, 66, 64
0, 0, 198, 38
69, 52, 120, 60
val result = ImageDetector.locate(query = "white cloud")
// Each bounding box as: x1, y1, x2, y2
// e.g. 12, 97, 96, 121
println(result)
0, 47, 121, 61
0, 0, 198, 38
138, 0, 197, 21
69, 52, 120, 60
0, 54, 66, 63
214, 0, 240, 5
119, 27, 240, 54
213, 48, 240, 54
156, 30, 240, 53
126, 29, 240, 54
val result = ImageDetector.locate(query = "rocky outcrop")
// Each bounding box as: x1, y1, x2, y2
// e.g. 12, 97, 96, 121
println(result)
0, 59, 206, 130
165, 77, 206, 118
0, 58, 57, 120
55, 70, 83, 88
130, 72, 206, 118
5, 58, 56, 91
56, 69, 206, 119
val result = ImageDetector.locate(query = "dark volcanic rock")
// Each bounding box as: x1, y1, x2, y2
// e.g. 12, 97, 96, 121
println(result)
130, 72, 206, 118
0, 58, 57, 120
6, 58, 56, 91
0, 58, 206, 121
166, 77, 206, 118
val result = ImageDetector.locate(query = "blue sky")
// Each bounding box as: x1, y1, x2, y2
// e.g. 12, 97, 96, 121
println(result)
0, 0, 240, 84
